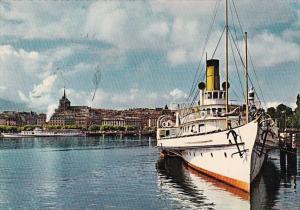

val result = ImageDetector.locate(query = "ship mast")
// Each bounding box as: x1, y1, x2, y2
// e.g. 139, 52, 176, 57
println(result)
245, 32, 249, 123
225, 0, 229, 128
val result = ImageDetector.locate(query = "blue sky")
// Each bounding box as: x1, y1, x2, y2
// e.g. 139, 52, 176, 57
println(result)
0, 0, 299, 118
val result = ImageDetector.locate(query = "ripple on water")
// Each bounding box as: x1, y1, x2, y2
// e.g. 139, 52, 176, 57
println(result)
0, 137, 299, 209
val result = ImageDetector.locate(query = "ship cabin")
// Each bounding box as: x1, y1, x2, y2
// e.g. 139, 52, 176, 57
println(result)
158, 59, 245, 139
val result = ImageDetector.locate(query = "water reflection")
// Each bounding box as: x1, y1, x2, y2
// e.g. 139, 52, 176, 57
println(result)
156, 157, 250, 209
251, 158, 280, 209
156, 155, 291, 210
0, 136, 155, 151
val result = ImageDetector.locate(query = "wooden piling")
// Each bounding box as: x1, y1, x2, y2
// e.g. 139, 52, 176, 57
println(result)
287, 134, 297, 174
280, 148, 287, 172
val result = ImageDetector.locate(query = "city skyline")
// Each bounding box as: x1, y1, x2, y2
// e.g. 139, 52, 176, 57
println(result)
0, 0, 299, 118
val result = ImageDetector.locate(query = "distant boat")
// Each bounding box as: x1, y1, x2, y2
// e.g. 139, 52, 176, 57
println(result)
1, 128, 85, 138
157, 0, 278, 193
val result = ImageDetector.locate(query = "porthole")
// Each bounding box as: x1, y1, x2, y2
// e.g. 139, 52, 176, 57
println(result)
224, 152, 227, 158
211, 153, 213, 157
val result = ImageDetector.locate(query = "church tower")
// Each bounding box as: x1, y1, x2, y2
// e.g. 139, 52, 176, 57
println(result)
58, 87, 71, 111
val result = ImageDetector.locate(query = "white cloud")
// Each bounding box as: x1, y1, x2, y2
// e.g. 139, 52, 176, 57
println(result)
167, 48, 187, 66
283, 10, 300, 42
169, 88, 188, 101
143, 21, 169, 37
87, 89, 110, 108
0, 45, 41, 73
171, 18, 200, 48
85, 87, 188, 109
0, 45, 45, 100
18, 90, 30, 104
0, 1, 87, 39
150, 0, 214, 19
249, 32, 300, 68
233, 0, 297, 30
84, 1, 127, 45
31, 74, 57, 98
0, 0, 299, 113
0, 86, 7, 91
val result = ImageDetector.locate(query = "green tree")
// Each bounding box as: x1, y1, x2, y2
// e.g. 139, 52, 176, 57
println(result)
290, 94, 300, 128
125, 125, 138, 131
88, 125, 100, 131
276, 104, 293, 118
267, 107, 276, 119
100, 125, 110, 131
295, 94, 300, 113
21, 125, 37, 131
63, 125, 82, 130
115, 126, 125, 131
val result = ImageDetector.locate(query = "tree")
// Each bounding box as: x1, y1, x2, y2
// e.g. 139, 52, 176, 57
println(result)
125, 125, 137, 131
100, 125, 110, 131
276, 104, 293, 117
290, 94, 300, 128
267, 107, 276, 119
88, 125, 100, 131
21, 125, 37, 131
296, 94, 300, 113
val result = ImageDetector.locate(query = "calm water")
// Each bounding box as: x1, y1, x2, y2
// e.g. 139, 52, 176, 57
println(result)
0, 136, 299, 210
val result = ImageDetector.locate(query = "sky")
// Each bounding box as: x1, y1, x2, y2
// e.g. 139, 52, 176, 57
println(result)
0, 0, 299, 118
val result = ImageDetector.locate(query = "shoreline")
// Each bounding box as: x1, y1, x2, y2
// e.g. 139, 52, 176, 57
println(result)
0, 130, 156, 138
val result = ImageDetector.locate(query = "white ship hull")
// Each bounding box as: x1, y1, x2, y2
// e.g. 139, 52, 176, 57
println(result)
1, 131, 85, 138
157, 120, 271, 192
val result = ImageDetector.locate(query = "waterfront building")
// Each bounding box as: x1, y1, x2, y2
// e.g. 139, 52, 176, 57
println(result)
101, 117, 126, 127
49, 89, 100, 128
48, 89, 173, 130
0, 111, 46, 126
37, 114, 47, 126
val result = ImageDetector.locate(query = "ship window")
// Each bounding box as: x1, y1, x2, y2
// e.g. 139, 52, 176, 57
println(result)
218, 108, 222, 113
201, 153, 203, 157
213, 92, 218, 99
191, 125, 195, 133
207, 108, 211, 115
193, 152, 195, 157
211, 153, 213, 157
220, 92, 224, 99
207, 92, 212, 99
166, 130, 170, 136
224, 152, 227, 158
212, 108, 216, 115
